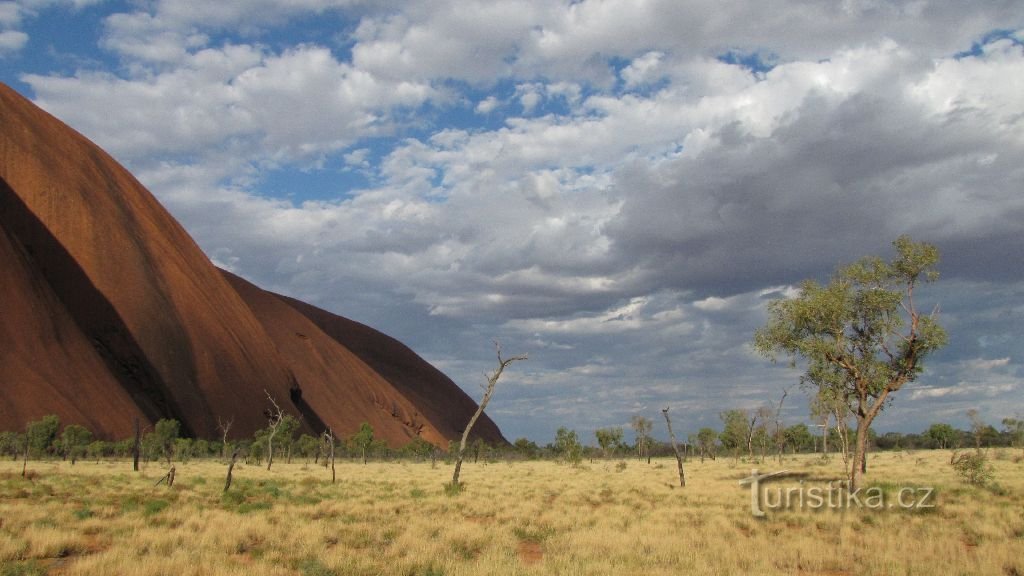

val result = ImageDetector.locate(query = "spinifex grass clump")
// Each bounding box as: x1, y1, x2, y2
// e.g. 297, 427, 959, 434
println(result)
0, 453, 1021, 575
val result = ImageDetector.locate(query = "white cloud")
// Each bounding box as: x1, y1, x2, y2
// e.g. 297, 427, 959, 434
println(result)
621, 50, 664, 88
0, 28, 26, 53
474, 95, 499, 114
9, 1, 1024, 439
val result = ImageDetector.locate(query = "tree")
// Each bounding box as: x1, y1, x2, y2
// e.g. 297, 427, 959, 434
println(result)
217, 416, 234, 460
696, 427, 717, 462
595, 427, 624, 459
783, 424, 815, 453
25, 415, 59, 460
60, 424, 92, 465
1002, 418, 1024, 457
296, 434, 320, 462
554, 427, 583, 465
630, 416, 653, 463
151, 418, 180, 465
450, 342, 527, 490
755, 236, 948, 491
924, 423, 958, 450
402, 437, 436, 461
350, 422, 375, 464
719, 410, 748, 457
0, 431, 24, 459
661, 408, 686, 487
512, 437, 540, 460
260, 391, 296, 470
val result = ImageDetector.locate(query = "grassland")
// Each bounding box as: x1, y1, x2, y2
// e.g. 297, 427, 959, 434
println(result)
1, 450, 1022, 575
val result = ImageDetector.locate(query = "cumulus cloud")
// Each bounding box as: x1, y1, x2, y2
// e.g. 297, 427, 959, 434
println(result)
0, 28, 26, 53
8, 0, 1024, 440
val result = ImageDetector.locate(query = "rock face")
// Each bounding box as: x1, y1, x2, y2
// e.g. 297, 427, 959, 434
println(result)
0, 83, 505, 447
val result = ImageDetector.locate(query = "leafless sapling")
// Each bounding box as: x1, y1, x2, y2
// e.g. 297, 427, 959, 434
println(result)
450, 341, 526, 490
263, 390, 284, 471
217, 416, 233, 461
662, 407, 685, 487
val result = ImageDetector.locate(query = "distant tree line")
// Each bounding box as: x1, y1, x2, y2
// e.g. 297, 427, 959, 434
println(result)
3, 413, 1021, 467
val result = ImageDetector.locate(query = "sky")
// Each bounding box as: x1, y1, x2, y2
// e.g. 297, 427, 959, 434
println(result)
2, 0, 1023, 445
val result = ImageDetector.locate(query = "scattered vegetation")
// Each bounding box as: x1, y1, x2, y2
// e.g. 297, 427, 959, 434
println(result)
0, 451, 1021, 575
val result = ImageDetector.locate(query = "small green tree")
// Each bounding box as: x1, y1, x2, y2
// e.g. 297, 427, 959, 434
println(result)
554, 427, 582, 465
952, 451, 994, 486
595, 427, 624, 459
696, 427, 718, 462
718, 410, 748, 457
755, 236, 948, 491
151, 419, 181, 465
512, 437, 540, 459
296, 434, 319, 463
60, 424, 92, 465
783, 424, 814, 453
402, 437, 435, 461
350, 422, 374, 464
0, 431, 23, 459
924, 423, 958, 450
25, 415, 60, 460
1002, 418, 1024, 457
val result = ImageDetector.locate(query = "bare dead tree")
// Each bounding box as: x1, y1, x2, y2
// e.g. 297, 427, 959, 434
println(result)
662, 407, 686, 487
264, 390, 284, 471
774, 386, 793, 464
450, 342, 527, 490
745, 410, 760, 460
323, 428, 336, 484
154, 465, 176, 487
224, 448, 239, 492
217, 416, 234, 461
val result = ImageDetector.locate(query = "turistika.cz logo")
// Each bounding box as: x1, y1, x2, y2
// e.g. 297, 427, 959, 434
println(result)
738, 469, 936, 517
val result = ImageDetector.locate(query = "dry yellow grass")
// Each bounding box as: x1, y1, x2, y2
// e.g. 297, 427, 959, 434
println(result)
1, 450, 1022, 575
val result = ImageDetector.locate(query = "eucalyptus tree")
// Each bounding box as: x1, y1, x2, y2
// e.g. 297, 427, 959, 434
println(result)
755, 236, 947, 491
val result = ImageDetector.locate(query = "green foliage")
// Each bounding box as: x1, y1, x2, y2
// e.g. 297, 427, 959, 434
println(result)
512, 437, 540, 459
402, 437, 436, 460
594, 427, 624, 458
58, 424, 92, 463
143, 498, 170, 516
350, 422, 375, 463
443, 481, 463, 496
146, 418, 181, 464
754, 237, 948, 486
25, 415, 59, 459
924, 423, 958, 449
0, 431, 25, 458
1003, 418, 1024, 451
783, 423, 814, 453
952, 451, 994, 487
718, 410, 748, 452
296, 434, 320, 460
554, 427, 582, 465
755, 236, 947, 398
696, 427, 718, 455
1, 560, 45, 576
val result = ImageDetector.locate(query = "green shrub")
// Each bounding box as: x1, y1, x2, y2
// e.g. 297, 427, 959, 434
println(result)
952, 451, 994, 487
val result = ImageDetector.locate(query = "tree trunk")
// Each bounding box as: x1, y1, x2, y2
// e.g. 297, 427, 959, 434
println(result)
224, 449, 239, 492
330, 437, 336, 483
662, 408, 685, 487
132, 418, 141, 472
450, 344, 526, 488
851, 417, 870, 491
